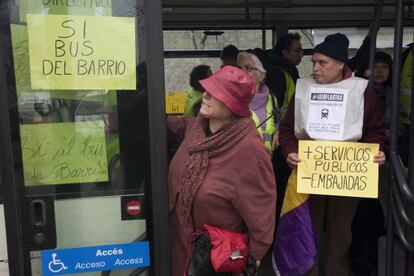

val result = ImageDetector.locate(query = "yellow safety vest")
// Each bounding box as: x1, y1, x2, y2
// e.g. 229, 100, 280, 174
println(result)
183, 89, 203, 117
251, 94, 277, 152
280, 70, 296, 119
400, 50, 412, 125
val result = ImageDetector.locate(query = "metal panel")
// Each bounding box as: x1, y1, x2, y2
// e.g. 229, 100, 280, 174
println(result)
144, 0, 171, 274
162, 0, 396, 6
0, 7, 26, 276
162, 3, 401, 29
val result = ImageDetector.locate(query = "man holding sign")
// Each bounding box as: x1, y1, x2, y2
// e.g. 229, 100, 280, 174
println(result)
274, 33, 386, 276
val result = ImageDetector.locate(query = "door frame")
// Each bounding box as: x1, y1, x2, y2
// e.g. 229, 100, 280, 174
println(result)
0, 11, 26, 274
144, 0, 171, 275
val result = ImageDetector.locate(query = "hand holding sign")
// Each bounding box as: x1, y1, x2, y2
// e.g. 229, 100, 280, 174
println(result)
373, 150, 386, 165
286, 152, 301, 168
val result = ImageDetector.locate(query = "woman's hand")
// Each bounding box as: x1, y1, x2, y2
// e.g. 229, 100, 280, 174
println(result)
374, 151, 386, 166
286, 153, 301, 168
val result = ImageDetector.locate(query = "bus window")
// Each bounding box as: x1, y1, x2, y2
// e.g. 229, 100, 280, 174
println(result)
164, 29, 273, 98
165, 57, 219, 94
164, 30, 273, 51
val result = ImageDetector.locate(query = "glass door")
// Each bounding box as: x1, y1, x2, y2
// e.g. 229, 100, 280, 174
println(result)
0, 0, 169, 275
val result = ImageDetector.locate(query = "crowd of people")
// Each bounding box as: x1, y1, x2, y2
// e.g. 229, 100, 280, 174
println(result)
167, 30, 401, 276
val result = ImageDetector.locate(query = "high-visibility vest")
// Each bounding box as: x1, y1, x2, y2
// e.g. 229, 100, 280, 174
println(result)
279, 70, 296, 119
400, 50, 412, 125
183, 89, 203, 117
251, 94, 277, 152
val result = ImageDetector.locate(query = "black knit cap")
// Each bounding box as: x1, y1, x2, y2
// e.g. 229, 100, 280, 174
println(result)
313, 33, 349, 62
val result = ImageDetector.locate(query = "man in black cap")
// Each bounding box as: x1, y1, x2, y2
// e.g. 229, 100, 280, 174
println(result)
278, 33, 386, 275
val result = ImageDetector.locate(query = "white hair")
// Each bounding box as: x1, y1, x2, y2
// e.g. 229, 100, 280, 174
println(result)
237, 52, 267, 74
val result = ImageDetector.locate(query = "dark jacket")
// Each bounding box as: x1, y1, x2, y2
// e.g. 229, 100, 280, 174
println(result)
347, 36, 371, 78
266, 55, 300, 106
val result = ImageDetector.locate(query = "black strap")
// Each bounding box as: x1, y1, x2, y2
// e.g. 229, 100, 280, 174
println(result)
256, 113, 273, 129
256, 94, 277, 129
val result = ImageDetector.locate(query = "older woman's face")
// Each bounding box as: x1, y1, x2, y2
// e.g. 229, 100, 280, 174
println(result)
239, 57, 265, 84
199, 92, 234, 121
373, 62, 390, 85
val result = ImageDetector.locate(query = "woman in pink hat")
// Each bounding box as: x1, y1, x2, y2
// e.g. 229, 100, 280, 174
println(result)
167, 66, 277, 276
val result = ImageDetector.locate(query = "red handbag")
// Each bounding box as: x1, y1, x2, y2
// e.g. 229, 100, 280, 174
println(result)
203, 224, 249, 272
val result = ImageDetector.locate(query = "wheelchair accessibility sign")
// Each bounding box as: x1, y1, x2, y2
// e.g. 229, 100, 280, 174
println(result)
47, 253, 68, 273
41, 242, 150, 275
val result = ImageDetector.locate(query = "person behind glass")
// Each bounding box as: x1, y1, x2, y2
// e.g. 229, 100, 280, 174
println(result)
279, 33, 386, 276
372, 52, 393, 134
266, 34, 304, 231
268, 33, 303, 117
343, 27, 393, 129
350, 51, 392, 275
168, 66, 276, 276
238, 52, 279, 154
350, 48, 394, 138
398, 44, 413, 167
183, 65, 212, 117
220, 44, 239, 67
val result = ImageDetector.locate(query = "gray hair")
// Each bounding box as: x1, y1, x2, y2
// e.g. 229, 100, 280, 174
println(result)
237, 52, 267, 74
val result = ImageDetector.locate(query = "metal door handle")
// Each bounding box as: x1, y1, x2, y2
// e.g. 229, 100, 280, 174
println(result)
30, 199, 46, 227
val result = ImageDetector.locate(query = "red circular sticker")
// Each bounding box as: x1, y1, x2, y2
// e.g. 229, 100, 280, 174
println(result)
126, 200, 142, 216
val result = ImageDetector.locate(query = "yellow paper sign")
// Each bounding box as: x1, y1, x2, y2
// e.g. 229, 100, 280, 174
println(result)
11, 24, 31, 94
20, 121, 109, 186
11, 24, 119, 102
27, 14, 136, 90
297, 140, 379, 198
165, 92, 187, 114
19, 0, 112, 23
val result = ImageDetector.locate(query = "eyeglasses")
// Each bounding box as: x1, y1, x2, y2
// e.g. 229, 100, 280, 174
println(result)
239, 64, 259, 72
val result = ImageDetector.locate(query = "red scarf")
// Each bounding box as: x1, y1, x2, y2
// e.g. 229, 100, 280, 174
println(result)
176, 115, 252, 221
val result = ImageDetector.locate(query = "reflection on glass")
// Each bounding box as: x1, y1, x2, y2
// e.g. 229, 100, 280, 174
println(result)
3, 0, 151, 274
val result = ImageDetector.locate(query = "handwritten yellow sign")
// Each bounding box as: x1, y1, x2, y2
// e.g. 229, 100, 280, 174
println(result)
20, 0, 112, 23
297, 140, 379, 198
11, 24, 117, 102
11, 24, 32, 94
165, 92, 186, 114
27, 14, 136, 90
20, 121, 108, 186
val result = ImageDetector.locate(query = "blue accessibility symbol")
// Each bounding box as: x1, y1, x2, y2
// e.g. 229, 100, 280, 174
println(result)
41, 242, 150, 275
48, 253, 68, 273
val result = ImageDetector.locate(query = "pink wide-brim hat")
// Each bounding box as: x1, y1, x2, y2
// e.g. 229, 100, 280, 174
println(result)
199, 66, 256, 117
